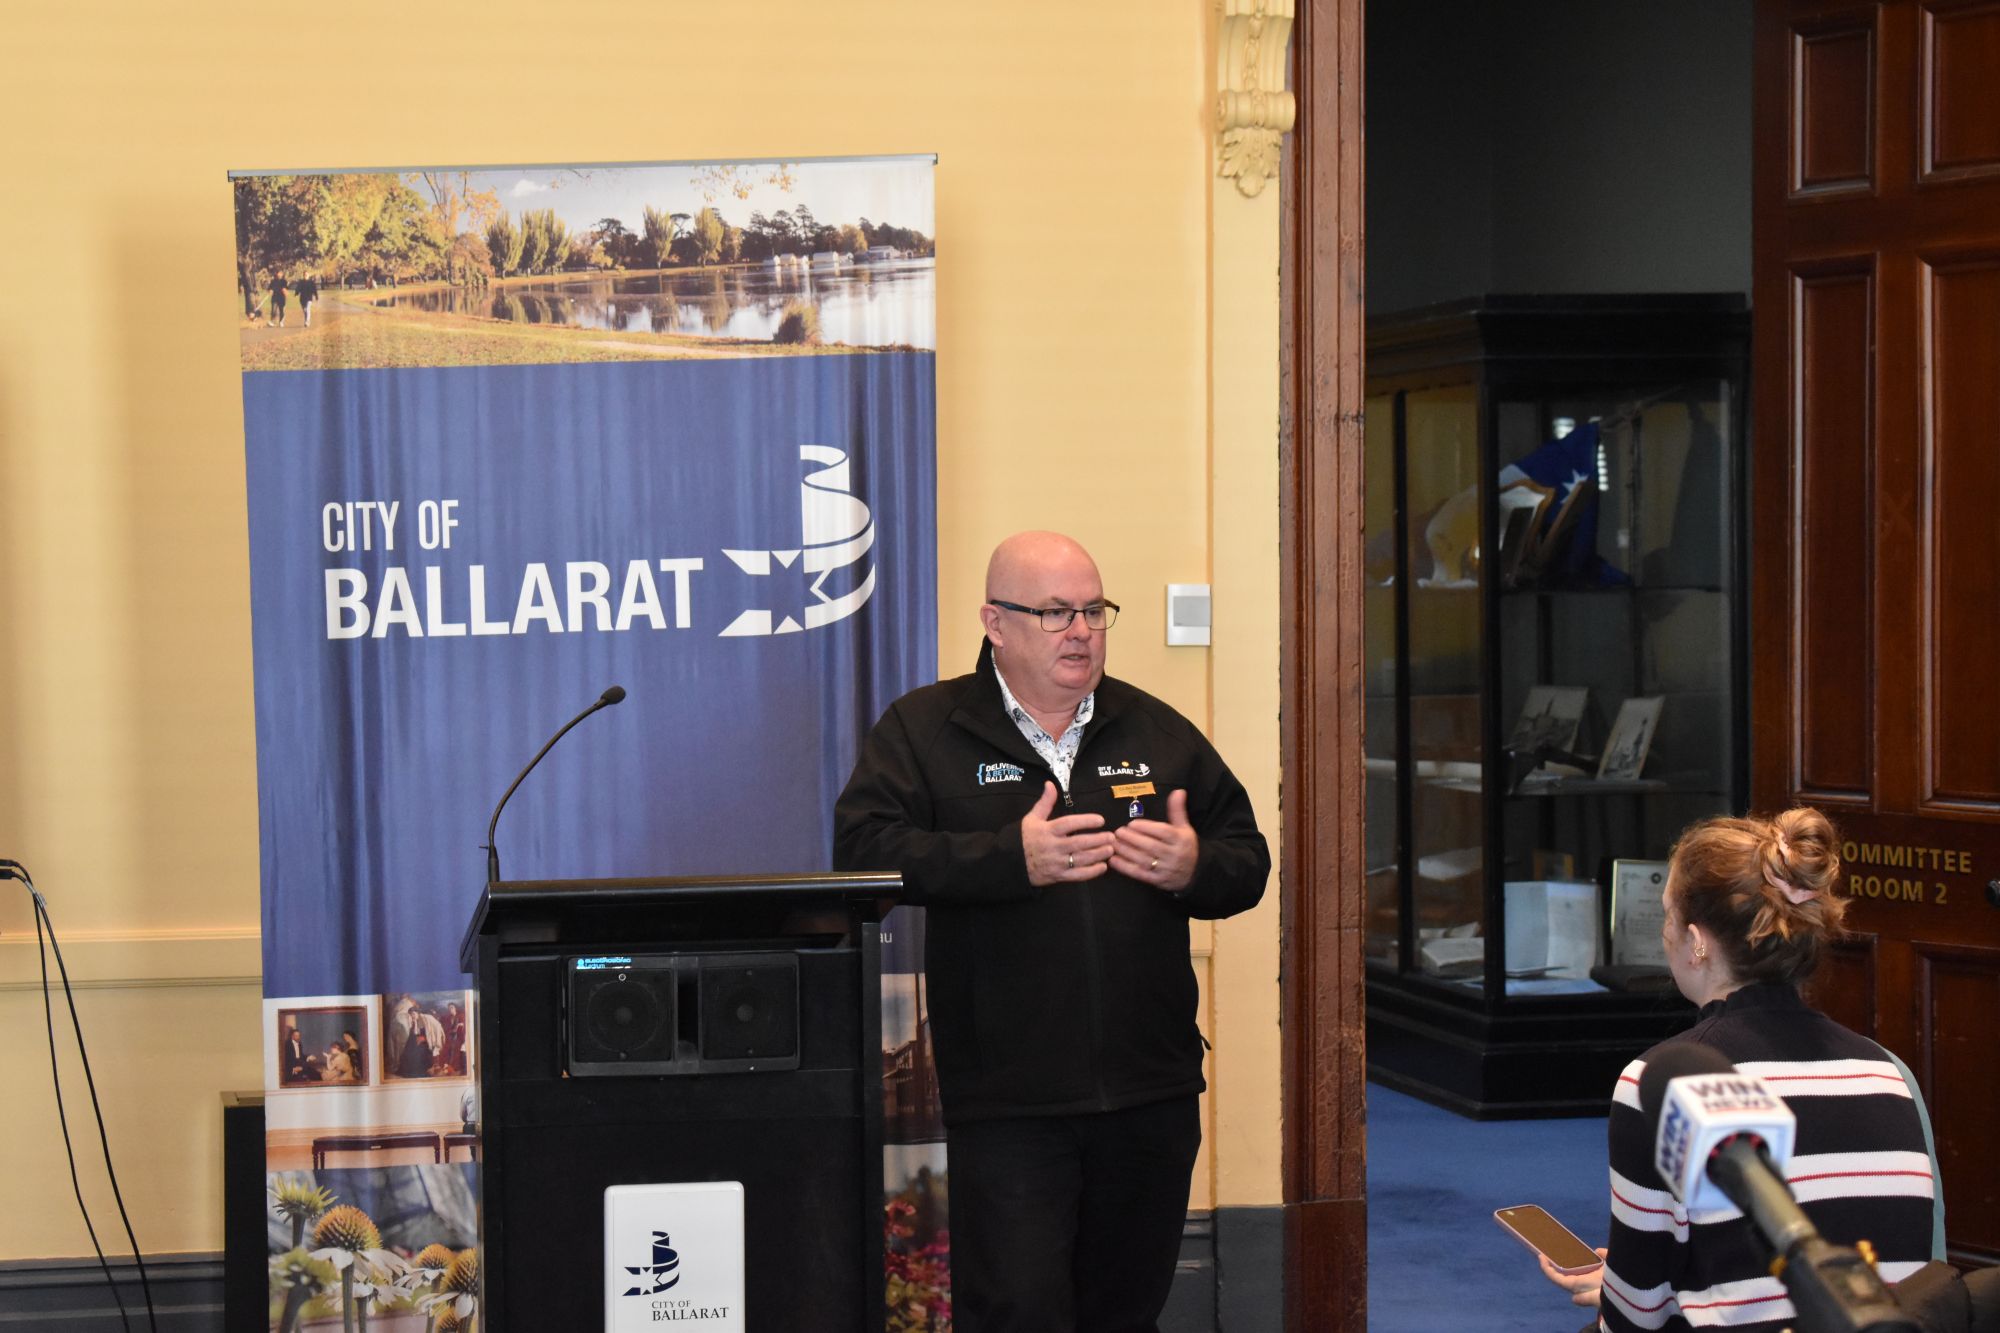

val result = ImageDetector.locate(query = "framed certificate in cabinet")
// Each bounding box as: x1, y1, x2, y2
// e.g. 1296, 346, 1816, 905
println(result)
1610, 859, 1671, 968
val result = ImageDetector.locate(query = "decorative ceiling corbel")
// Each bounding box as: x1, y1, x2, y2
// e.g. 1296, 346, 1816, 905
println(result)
1216, 0, 1297, 198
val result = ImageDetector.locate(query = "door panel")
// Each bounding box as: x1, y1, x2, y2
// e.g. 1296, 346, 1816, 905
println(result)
1924, 256, 2000, 810
1756, 0, 2000, 1265
1794, 264, 1876, 801
1922, 3, 2000, 180
1918, 943, 2000, 1259
1795, 17, 1878, 193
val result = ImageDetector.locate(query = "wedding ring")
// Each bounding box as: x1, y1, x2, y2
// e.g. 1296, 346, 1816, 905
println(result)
1066, 852, 1074, 869
1150, 858, 1159, 871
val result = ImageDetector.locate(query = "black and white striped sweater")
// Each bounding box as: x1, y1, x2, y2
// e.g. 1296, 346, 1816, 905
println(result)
1597, 983, 1935, 1332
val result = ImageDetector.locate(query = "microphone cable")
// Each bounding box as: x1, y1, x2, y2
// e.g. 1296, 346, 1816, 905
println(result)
4, 858, 158, 1332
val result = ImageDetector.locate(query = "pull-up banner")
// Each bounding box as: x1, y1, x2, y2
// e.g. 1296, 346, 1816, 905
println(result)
232, 157, 939, 1332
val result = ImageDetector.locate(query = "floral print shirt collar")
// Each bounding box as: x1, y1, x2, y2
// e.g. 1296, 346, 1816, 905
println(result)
992, 666, 1094, 794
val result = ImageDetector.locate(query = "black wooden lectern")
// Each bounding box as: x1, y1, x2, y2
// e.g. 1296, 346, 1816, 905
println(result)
459, 873, 899, 1333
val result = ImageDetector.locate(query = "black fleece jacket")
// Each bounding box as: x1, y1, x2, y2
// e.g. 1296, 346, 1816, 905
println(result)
833, 643, 1269, 1123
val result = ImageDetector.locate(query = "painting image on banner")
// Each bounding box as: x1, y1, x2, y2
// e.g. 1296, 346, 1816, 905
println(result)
232, 157, 938, 1331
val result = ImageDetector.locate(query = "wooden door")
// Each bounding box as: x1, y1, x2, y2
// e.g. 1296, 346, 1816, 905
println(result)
1753, 0, 2000, 1264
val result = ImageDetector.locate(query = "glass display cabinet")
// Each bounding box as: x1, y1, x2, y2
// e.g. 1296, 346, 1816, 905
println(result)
1363, 295, 1750, 1116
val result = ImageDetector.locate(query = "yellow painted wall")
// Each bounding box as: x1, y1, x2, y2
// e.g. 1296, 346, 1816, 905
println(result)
0, 0, 1284, 1258
1207, 175, 1284, 1209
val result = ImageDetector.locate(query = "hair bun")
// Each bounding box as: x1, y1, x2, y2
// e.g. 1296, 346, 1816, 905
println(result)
1670, 807, 1849, 987
1766, 807, 1843, 909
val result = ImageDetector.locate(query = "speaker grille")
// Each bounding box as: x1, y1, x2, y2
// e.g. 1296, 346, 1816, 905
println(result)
569, 966, 676, 1068
699, 957, 799, 1065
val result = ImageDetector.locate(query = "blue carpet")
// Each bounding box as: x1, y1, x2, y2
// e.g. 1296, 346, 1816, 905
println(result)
1366, 1083, 1610, 1332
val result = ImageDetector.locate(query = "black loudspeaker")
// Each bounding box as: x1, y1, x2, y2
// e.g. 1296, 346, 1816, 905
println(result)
568, 960, 678, 1073
698, 955, 799, 1068
563, 953, 800, 1076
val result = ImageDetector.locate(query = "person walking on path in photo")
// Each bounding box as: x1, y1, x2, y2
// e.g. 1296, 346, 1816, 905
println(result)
268, 273, 288, 327
294, 274, 319, 327
834, 530, 1271, 1333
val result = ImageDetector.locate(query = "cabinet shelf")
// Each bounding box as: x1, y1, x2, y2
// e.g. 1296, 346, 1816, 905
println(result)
1413, 777, 1727, 798
1387, 581, 1730, 597
1499, 583, 1727, 598
1504, 780, 1724, 799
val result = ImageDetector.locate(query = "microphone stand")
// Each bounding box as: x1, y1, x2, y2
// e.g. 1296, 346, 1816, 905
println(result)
1707, 1138, 1919, 1333
483, 685, 625, 884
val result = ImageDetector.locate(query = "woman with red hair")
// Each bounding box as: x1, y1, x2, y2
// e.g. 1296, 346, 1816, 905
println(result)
1542, 808, 1938, 1333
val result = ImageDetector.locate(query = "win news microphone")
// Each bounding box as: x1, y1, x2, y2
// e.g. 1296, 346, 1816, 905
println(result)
482, 684, 626, 884
1640, 1043, 1917, 1333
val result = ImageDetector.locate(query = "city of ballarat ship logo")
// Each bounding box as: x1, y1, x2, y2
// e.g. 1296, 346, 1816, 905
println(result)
617, 1227, 734, 1324
719, 446, 877, 637
1096, 760, 1151, 778
622, 1230, 681, 1297
976, 762, 1026, 785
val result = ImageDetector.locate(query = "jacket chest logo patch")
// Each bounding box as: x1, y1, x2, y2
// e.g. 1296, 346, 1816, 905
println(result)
1096, 760, 1151, 778
975, 762, 1026, 785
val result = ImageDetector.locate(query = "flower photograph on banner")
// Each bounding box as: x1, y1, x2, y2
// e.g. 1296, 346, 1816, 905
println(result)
884, 1145, 950, 1333
267, 1167, 478, 1332
233, 159, 936, 372
882, 905, 948, 1330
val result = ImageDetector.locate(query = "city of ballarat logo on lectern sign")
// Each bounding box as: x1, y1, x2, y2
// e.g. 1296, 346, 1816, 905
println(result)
622, 1232, 680, 1296
605, 1182, 745, 1330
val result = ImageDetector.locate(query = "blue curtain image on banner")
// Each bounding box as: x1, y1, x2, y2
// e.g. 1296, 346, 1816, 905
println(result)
233, 157, 941, 1332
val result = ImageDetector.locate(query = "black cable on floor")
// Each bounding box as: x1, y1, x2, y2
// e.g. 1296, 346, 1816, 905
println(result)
8, 859, 158, 1332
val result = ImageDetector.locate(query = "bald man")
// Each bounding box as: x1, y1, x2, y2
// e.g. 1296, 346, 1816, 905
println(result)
835, 531, 1269, 1333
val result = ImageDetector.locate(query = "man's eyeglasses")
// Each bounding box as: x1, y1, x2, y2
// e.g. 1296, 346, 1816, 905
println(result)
987, 599, 1121, 632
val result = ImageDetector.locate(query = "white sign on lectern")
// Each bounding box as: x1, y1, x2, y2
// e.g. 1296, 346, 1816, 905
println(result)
604, 1181, 745, 1331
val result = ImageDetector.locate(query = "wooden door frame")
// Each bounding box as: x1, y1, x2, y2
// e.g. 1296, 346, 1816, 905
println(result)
1279, 0, 1369, 1327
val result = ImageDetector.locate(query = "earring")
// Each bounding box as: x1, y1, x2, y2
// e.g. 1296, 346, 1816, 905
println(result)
1693, 944, 1707, 964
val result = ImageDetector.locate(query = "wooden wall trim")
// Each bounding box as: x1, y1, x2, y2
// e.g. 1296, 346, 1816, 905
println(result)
1280, 0, 1369, 1328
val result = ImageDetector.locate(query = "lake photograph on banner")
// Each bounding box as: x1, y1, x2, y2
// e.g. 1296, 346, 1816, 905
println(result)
232, 155, 938, 1332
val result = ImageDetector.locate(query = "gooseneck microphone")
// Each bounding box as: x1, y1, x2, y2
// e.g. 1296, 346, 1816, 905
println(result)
1639, 1043, 1918, 1333
483, 684, 626, 884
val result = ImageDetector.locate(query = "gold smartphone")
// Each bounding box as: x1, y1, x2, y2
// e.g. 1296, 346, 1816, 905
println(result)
1493, 1204, 1603, 1275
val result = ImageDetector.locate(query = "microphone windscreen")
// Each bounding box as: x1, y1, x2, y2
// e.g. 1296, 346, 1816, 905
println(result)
600, 685, 627, 706
1638, 1042, 1735, 1145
